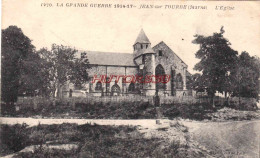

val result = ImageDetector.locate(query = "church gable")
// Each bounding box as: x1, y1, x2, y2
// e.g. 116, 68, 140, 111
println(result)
152, 41, 187, 69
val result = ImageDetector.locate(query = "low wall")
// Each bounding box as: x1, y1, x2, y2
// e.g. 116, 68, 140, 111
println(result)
16, 96, 257, 110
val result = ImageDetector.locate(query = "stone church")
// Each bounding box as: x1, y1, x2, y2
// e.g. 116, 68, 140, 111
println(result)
65, 29, 191, 97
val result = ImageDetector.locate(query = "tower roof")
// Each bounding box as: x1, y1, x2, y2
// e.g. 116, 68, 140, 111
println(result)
144, 46, 155, 54
134, 29, 151, 44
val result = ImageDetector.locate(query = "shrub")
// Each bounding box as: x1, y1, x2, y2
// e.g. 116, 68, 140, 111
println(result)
0, 123, 29, 155
162, 103, 215, 120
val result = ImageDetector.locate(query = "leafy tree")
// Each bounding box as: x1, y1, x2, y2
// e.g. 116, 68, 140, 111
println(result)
1, 26, 35, 106
69, 52, 90, 89
233, 52, 260, 99
38, 44, 90, 98
192, 27, 238, 104
18, 51, 52, 97
190, 73, 203, 92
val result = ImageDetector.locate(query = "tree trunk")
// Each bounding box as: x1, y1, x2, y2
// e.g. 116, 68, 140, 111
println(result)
212, 97, 215, 108
208, 91, 215, 108
54, 82, 61, 98
54, 88, 58, 98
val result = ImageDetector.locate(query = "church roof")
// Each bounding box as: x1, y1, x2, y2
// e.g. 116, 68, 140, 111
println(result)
133, 46, 155, 58
144, 46, 155, 54
76, 51, 136, 66
134, 29, 151, 44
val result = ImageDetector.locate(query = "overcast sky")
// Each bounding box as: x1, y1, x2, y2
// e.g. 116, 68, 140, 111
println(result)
2, 0, 260, 73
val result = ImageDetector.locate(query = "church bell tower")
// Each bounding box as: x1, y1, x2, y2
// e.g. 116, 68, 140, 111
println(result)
133, 29, 156, 96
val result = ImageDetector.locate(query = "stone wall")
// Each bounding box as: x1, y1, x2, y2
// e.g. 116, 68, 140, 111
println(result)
153, 41, 188, 95
64, 65, 139, 96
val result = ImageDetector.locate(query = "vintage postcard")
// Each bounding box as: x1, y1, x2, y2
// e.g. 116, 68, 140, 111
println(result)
1, 0, 260, 157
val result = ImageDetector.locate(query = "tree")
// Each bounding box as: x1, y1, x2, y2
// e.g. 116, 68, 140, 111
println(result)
38, 44, 90, 98
1, 26, 35, 106
232, 52, 260, 99
18, 51, 52, 97
192, 27, 238, 105
190, 73, 203, 92
69, 52, 90, 89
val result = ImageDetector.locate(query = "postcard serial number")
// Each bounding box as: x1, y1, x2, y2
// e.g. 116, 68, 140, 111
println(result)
40, 3, 137, 8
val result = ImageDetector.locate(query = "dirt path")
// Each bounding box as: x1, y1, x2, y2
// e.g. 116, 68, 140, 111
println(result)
0, 117, 159, 128
1, 117, 259, 157
181, 120, 260, 158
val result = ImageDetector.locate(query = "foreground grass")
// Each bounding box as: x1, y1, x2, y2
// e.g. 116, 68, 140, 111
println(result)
1, 123, 202, 158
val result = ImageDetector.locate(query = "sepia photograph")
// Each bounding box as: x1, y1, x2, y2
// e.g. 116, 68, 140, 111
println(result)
1, 0, 260, 157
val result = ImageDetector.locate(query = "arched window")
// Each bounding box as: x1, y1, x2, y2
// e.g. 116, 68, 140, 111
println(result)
111, 83, 121, 96
155, 64, 166, 90
95, 81, 102, 91
128, 82, 135, 93
176, 73, 183, 89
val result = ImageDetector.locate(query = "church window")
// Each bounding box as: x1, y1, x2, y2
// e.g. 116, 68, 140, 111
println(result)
128, 82, 135, 92
146, 45, 148, 48
95, 81, 102, 91
176, 74, 183, 89
159, 50, 163, 56
142, 55, 146, 64
141, 44, 143, 49
155, 64, 166, 90
111, 83, 121, 96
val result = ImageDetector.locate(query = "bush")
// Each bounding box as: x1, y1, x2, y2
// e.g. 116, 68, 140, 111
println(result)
233, 102, 258, 111
0, 103, 16, 116
0, 124, 29, 156
162, 103, 215, 120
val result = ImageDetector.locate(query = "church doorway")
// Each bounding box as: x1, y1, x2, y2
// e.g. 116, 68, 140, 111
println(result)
111, 83, 121, 96
155, 64, 166, 91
